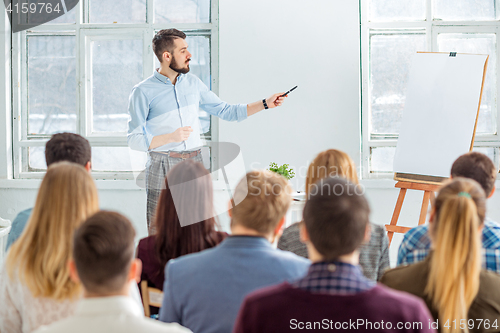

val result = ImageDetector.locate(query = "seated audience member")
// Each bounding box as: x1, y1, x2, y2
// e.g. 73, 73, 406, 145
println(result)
34, 211, 191, 333
137, 160, 227, 314
381, 178, 500, 332
234, 177, 434, 333
6, 132, 92, 250
398, 152, 500, 272
159, 170, 310, 333
278, 149, 390, 280
0, 162, 99, 333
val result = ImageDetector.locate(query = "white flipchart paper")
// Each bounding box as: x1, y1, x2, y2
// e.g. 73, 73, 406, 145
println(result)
393, 53, 488, 178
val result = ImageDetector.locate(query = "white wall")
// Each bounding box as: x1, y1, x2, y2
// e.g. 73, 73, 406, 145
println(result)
2, 1, 500, 265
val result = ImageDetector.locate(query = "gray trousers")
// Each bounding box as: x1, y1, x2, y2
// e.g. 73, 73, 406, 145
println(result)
146, 151, 204, 235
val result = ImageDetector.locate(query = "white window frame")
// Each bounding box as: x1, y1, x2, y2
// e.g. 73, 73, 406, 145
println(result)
361, 0, 500, 179
12, 0, 219, 180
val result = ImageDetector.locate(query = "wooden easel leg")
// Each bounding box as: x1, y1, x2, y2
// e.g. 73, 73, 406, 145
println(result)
418, 191, 432, 226
387, 188, 407, 245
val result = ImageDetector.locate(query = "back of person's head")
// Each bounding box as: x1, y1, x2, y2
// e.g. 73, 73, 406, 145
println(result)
305, 149, 358, 196
451, 152, 496, 196
152, 28, 186, 62
154, 160, 220, 267
73, 211, 136, 295
6, 161, 99, 300
45, 132, 91, 168
426, 178, 486, 333
231, 170, 292, 235
303, 177, 369, 261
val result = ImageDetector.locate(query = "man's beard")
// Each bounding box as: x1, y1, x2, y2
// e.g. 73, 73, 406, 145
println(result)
170, 56, 190, 74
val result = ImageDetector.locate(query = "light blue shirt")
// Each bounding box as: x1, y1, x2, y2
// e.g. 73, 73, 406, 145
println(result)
127, 71, 248, 152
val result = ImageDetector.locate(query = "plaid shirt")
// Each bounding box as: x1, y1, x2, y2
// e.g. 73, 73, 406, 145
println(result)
292, 261, 375, 295
397, 219, 500, 273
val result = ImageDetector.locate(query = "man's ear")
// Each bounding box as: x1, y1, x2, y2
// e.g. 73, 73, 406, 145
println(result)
85, 161, 91, 173
299, 222, 309, 243
363, 223, 371, 243
488, 185, 496, 199
68, 260, 80, 284
129, 259, 142, 283
227, 200, 233, 218
273, 217, 286, 238
429, 208, 436, 224
162, 51, 171, 63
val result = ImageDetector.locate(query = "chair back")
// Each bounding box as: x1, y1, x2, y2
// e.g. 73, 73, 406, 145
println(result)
140, 280, 164, 317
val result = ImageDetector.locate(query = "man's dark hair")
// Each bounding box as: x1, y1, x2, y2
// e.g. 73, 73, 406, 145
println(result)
45, 133, 91, 168
73, 211, 136, 294
303, 177, 370, 261
152, 28, 186, 63
451, 152, 497, 196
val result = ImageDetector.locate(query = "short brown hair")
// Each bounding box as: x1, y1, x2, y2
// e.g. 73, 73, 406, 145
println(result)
303, 177, 370, 261
73, 211, 136, 294
152, 29, 186, 63
45, 132, 91, 167
451, 152, 497, 196
231, 170, 292, 235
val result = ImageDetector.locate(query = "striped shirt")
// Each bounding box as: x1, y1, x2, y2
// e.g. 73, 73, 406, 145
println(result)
397, 219, 500, 273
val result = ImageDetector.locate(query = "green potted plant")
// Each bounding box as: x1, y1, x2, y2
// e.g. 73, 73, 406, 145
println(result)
268, 162, 295, 180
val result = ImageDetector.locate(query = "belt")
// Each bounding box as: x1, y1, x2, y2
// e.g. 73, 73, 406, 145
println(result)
152, 149, 201, 160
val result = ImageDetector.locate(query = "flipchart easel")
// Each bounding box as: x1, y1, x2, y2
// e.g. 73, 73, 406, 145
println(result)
386, 52, 489, 244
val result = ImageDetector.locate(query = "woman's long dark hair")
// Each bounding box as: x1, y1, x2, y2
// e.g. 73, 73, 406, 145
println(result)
154, 160, 223, 269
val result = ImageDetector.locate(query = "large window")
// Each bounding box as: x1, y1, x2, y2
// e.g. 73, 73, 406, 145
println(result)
361, 0, 500, 178
12, 0, 218, 179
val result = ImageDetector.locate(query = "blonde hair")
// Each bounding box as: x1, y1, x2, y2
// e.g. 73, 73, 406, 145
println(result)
232, 170, 292, 235
305, 149, 358, 196
426, 178, 486, 333
7, 162, 99, 300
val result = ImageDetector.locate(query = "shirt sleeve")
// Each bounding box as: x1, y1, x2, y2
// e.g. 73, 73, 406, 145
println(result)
159, 261, 182, 325
377, 230, 390, 281
127, 87, 155, 152
197, 80, 248, 122
0, 267, 22, 333
397, 231, 413, 266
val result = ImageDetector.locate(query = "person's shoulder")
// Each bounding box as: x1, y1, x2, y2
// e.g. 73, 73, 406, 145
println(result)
404, 224, 429, 239
137, 235, 156, 255
12, 207, 32, 223
131, 75, 157, 93
478, 269, 500, 299
130, 317, 192, 332
380, 260, 427, 288
242, 282, 293, 307
272, 248, 310, 264
281, 222, 300, 240
167, 246, 220, 271
370, 284, 429, 314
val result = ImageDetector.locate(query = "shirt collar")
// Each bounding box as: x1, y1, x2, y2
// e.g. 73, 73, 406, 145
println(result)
75, 296, 143, 317
153, 69, 184, 84
219, 236, 272, 249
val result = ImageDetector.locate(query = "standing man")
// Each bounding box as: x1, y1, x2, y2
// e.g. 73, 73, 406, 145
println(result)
127, 29, 286, 234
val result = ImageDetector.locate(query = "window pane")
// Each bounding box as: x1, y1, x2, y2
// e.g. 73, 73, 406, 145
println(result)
49, 5, 76, 24
28, 35, 76, 134
473, 147, 499, 171
370, 34, 426, 134
370, 147, 396, 173
91, 147, 147, 172
369, 0, 426, 21
153, 35, 211, 135
155, 0, 210, 23
434, 0, 495, 21
92, 39, 143, 133
89, 0, 146, 23
437, 33, 497, 134
28, 147, 46, 170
